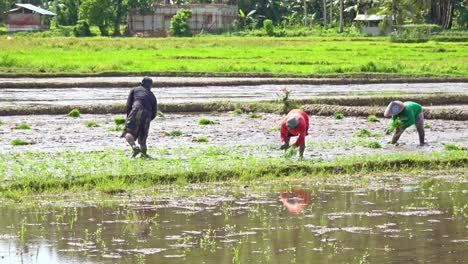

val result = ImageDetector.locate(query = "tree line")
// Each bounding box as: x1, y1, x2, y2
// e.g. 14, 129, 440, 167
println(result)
1, 0, 466, 36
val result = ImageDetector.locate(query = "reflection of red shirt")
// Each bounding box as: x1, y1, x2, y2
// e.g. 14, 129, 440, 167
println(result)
279, 189, 311, 214
280, 109, 310, 147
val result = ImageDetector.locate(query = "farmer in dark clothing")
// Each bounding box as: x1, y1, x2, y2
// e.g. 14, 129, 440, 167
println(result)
122, 77, 157, 157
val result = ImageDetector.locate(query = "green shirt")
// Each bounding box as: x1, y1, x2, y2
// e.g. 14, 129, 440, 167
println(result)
392, 101, 422, 129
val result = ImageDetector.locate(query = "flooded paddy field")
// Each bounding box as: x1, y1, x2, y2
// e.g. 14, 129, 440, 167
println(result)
0, 170, 466, 263
1, 83, 467, 107
1, 113, 466, 158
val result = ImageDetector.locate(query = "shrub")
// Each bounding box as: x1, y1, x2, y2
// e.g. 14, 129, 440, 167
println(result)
114, 117, 126, 126
334, 112, 344, 119
10, 139, 32, 146
170, 9, 192, 37
197, 136, 208, 143
263, 19, 274, 36
85, 121, 100, 128
15, 123, 31, 130
73, 20, 92, 37
367, 115, 379, 122
165, 129, 182, 137
247, 113, 261, 119
198, 118, 216, 125
67, 109, 81, 118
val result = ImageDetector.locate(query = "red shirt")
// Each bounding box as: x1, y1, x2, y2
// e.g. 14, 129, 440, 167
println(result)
280, 109, 310, 147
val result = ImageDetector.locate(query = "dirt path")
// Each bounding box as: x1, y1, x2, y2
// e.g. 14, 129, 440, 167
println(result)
1, 113, 466, 160
1, 83, 467, 107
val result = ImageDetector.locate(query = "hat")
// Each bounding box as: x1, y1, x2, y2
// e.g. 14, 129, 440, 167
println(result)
286, 116, 299, 129
384, 101, 404, 117
141, 77, 153, 86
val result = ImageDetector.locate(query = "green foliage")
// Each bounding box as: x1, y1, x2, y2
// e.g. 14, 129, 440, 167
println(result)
10, 139, 32, 146
85, 121, 100, 127
198, 118, 216, 125
0, 119, 4, 125
424, 123, 432, 129
247, 113, 261, 119
444, 144, 466, 151
197, 136, 209, 143
73, 20, 92, 37
230, 108, 244, 115
334, 112, 344, 119
170, 9, 192, 37
165, 129, 183, 137
367, 115, 379, 122
263, 19, 274, 36
53, 0, 80, 26
67, 109, 81, 118
114, 117, 126, 126
364, 141, 382, 149
15, 123, 31, 130
127, 0, 153, 12
284, 146, 298, 159
79, 0, 114, 36
109, 125, 123, 132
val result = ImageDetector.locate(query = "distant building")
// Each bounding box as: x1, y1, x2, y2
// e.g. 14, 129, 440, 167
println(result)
127, 3, 237, 36
5, 4, 56, 32
354, 14, 393, 35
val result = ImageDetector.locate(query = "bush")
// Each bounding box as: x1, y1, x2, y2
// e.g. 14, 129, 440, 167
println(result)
165, 129, 182, 137
67, 109, 81, 118
367, 115, 379, 122
15, 123, 30, 130
10, 139, 32, 146
170, 9, 192, 37
114, 117, 126, 126
198, 118, 216, 125
73, 20, 92, 37
334, 112, 344, 119
85, 121, 100, 128
197, 136, 208, 143
263, 19, 274, 36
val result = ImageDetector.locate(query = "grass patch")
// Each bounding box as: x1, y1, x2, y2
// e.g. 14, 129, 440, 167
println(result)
0, 147, 465, 195
15, 123, 31, 130
230, 108, 244, 115
334, 112, 345, 119
367, 115, 379, 122
114, 117, 126, 125
85, 121, 100, 128
67, 109, 81, 118
424, 123, 432, 128
165, 129, 183, 137
197, 136, 208, 143
247, 113, 261, 119
444, 144, 466, 151
198, 118, 216, 125
10, 139, 32, 146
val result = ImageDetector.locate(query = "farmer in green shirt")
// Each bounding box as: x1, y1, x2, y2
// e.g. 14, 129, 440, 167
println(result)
384, 101, 425, 146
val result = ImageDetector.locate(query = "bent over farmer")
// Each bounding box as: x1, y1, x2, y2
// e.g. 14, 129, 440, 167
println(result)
280, 109, 310, 159
122, 77, 157, 157
384, 101, 425, 146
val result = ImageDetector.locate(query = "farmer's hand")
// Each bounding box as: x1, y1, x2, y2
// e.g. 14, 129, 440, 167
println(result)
280, 143, 290, 150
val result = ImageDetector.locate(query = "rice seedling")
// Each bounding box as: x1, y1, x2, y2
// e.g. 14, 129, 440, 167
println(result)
268, 126, 280, 132
197, 136, 209, 142
284, 146, 298, 158
15, 123, 31, 130
85, 121, 100, 128
198, 118, 216, 125
165, 129, 183, 137
114, 117, 126, 126
67, 109, 81, 118
248, 113, 261, 119
108, 125, 124, 132
10, 138, 32, 146
0, 119, 4, 125
354, 128, 383, 138
334, 112, 344, 119
367, 115, 379, 122
444, 144, 466, 151
157, 111, 165, 118
361, 140, 382, 149
230, 108, 243, 115
424, 123, 432, 129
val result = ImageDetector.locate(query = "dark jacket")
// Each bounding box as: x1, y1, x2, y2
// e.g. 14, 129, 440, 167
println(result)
125, 86, 157, 120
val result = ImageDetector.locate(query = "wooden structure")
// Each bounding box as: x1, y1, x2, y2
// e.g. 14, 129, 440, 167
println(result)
5, 4, 56, 32
128, 4, 237, 36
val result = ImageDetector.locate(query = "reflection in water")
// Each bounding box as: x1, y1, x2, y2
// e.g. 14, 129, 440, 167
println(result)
0, 174, 467, 263
279, 189, 310, 214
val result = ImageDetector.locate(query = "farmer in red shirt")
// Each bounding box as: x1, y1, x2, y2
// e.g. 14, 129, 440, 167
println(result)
280, 109, 310, 159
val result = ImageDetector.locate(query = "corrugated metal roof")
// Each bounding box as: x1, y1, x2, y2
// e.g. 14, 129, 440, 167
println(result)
12, 3, 56, 16
354, 14, 386, 21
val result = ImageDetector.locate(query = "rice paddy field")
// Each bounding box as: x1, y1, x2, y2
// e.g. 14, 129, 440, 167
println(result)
0, 36, 467, 76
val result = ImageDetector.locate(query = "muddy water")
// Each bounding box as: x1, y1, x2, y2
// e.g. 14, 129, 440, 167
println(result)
0, 172, 466, 263
1, 83, 467, 107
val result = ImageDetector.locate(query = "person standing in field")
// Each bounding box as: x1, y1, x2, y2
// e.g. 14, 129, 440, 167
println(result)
384, 101, 425, 146
280, 109, 310, 159
122, 77, 157, 158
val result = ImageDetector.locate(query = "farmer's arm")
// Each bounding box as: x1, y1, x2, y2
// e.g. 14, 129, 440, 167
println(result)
151, 96, 157, 120
280, 123, 289, 144
126, 89, 134, 117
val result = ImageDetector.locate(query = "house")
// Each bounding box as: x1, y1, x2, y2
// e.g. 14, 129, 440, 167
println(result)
354, 14, 393, 35
127, 3, 238, 36
5, 3, 56, 32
